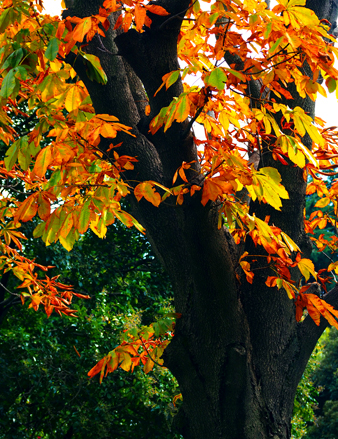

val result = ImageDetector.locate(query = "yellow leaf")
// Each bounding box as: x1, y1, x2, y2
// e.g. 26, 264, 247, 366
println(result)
314, 197, 330, 208
298, 258, 317, 281
282, 280, 296, 299
100, 123, 117, 138
281, 232, 300, 252
65, 85, 84, 113
288, 143, 305, 168
219, 111, 229, 132
119, 352, 132, 372
328, 261, 338, 274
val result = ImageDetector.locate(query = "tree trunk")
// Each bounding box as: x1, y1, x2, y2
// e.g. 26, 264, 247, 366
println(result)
65, 0, 338, 437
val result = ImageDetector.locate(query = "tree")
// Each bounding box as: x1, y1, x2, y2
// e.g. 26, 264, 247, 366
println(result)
291, 329, 326, 438
306, 328, 338, 439
1, 0, 338, 438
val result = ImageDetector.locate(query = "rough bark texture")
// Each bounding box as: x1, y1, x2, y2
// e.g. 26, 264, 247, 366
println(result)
64, 1, 338, 438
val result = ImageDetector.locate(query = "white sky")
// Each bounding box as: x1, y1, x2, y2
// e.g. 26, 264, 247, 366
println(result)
43, 0, 62, 16
42, 0, 338, 128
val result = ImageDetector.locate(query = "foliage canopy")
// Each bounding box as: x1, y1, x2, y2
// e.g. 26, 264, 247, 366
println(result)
1, 0, 338, 437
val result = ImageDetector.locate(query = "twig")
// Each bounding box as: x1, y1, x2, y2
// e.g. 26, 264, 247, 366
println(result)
181, 105, 206, 139
138, 335, 165, 368
322, 252, 337, 282
159, 0, 198, 30
0, 281, 20, 299
96, 34, 114, 55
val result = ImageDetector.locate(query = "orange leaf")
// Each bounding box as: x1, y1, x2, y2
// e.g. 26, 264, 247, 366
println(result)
73, 345, 81, 357
33, 145, 53, 178
201, 179, 222, 206
14, 194, 38, 223
72, 17, 92, 43
145, 5, 170, 16
38, 193, 51, 221
88, 358, 105, 378
135, 4, 146, 32
144, 357, 155, 374
265, 276, 278, 288
134, 181, 161, 207
123, 12, 133, 33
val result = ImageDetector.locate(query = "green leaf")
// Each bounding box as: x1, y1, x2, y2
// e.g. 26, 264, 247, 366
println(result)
175, 95, 190, 123
0, 69, 19, 98
13, 66, 27, 80
78, 200, 91, 234
264, 22, 272, 38
269, 36, 285, 54
327, 77, 336, 93
89, 163, 102, 173
166, 70, 180, 89
249, 14, 258, 25
153, 322, 160, 337
59, 229, 77, 251
45, 169, 61, 189
207, 68, 227, 90
44, 213, 61, 246
127, 327, 139, 338
4, 140, 19, 170
16, 136, 30, 170
259, 167, 282, 184
2, 48, 26, 69
45, 37, 60, 61
0, 8, 13, 33
33, 222, 46, 238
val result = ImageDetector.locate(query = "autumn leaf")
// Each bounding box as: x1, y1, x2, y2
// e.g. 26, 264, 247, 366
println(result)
145, 5, 170, 16
32, 145, 52, 178
297, 258, 317, 281
14, 194, 39, 223
134, 4, 146, 31
72, 17, 92, 42
65, 85, 86, 112
134, 181, 161, 207
143, 357, 155, 374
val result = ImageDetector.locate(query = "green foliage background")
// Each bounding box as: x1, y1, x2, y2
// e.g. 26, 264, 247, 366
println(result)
0, 222, 182, 438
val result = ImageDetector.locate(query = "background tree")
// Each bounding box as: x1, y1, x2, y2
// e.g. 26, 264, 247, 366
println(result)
1, 1, 338, 439
291, 330, 327, 439
0, 222, 181, 439
305, 328, 338, 439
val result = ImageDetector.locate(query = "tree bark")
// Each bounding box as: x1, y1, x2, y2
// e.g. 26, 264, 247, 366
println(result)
64, 0, 338, 437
